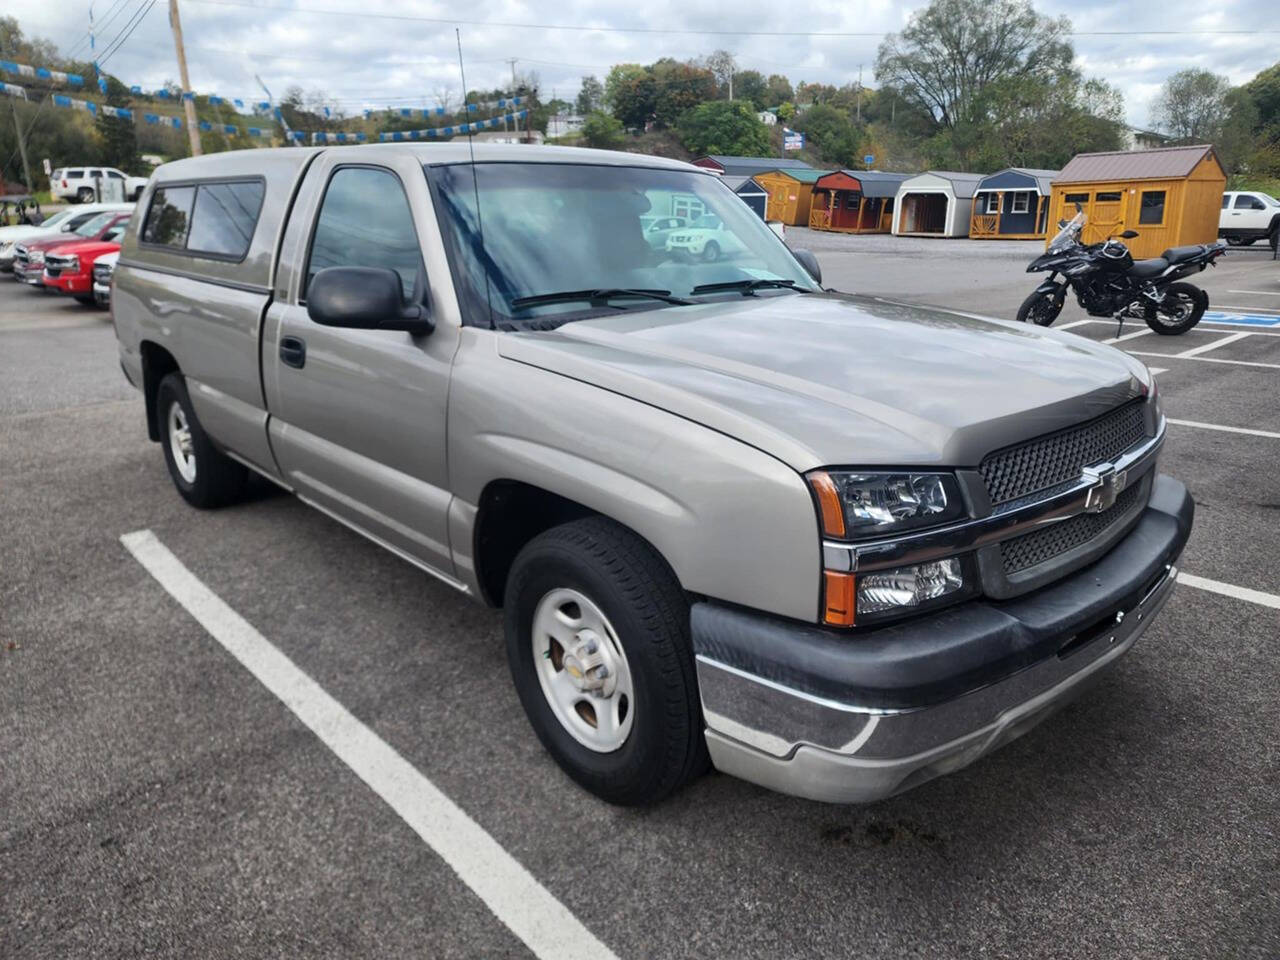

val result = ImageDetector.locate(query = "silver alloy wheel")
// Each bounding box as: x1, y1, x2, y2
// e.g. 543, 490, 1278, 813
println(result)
167, 400, 197, 483
1153, 291, 1195, 326
531, 587, 635, 753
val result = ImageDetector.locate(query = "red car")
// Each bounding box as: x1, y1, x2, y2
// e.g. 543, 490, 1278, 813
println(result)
13, 211, 131, 287
42, 229, 125, 304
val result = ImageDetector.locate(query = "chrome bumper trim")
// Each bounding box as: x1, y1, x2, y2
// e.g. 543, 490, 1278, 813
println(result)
699, 563, 1177, 804
821, 417, 1165, 573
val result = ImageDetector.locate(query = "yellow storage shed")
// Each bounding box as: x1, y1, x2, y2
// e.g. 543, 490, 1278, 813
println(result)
1048, 145, 1226, 259
753, 168, 829, 226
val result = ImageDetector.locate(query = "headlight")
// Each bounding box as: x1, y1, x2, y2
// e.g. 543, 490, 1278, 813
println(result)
857, 558, 964, 616
64, 256, 80, 272
808, 470, 965, 540
31, 250, 44, 263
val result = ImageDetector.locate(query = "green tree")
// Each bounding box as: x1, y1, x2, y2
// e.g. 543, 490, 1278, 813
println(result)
94, 74, 139, 172
677, 100, 770, 156
651, 59, 715, 128
765, 74, 794, 107
704, 50, 737, 98
793, 104, 861, 166
580, 111, 625, 149
1151, 68, 1232, 141
735, 70, 769, 111
605, 63, 655, 129
575, 75, 604, 115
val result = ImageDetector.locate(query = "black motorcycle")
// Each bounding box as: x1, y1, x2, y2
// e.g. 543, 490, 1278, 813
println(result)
1016, 208, 1227, 335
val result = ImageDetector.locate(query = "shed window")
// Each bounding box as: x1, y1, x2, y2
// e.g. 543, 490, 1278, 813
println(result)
1095, 192, 1122, 202
185, 181, 265, 258
845, 194, 859, 210
1011, 192, 1030, 214
142, 185, 196, 247
984, 193, 1000, 214
1139, 190, 1166, 225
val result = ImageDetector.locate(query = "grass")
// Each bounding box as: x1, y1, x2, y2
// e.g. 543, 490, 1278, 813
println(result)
1227, 175, 1280, 197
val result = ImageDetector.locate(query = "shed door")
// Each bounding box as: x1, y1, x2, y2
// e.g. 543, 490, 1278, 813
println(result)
1087, 190, 1125, 243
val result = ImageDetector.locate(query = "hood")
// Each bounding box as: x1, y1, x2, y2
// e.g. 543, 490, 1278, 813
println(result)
0, 224, 61, 245
25, 233, 95, 253
48, 239, 121, 261
497, 293, 1150, 471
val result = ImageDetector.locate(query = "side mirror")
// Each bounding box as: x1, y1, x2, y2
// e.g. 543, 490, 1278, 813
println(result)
792, 247, 822, 285
307, 266, 433, 334
1120, 229, 1139, 239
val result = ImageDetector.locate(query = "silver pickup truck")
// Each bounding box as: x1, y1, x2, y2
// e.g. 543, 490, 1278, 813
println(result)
113, 144, 1193, 806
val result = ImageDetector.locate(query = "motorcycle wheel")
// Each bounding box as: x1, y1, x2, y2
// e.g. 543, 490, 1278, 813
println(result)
1015, 289, 1064, 326
1145, 281, 1208, 335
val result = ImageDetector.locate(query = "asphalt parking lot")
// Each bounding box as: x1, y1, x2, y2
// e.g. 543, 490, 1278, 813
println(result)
3, 241, 1279, 960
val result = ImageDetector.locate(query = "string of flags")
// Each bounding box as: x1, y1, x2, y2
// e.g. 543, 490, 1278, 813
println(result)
363, 95, 524, 121
377, 110, 530, 141
0, 60, 84, 86
1, 82, 28, 99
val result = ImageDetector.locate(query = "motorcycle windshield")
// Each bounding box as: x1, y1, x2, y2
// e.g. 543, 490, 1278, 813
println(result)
1048, 210, 1086, 251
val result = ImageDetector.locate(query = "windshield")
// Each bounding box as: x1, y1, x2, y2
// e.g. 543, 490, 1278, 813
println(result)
74, 212, 117, 238
1265, 194, 1280, 207
36, 209, 76, 230
1048, 209, 1086, 251
429, 162, 819, 327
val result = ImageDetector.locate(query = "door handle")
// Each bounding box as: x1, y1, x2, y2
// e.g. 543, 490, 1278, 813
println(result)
279, 335, 306, 368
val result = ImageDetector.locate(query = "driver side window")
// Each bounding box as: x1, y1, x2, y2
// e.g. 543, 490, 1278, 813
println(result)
307, 166, 423, 300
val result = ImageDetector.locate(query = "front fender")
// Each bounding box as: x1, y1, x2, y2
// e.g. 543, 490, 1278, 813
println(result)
1033, 278, 1066, 298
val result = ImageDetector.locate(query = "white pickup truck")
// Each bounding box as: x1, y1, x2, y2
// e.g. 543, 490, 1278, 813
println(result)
1218, 190, 1280, 247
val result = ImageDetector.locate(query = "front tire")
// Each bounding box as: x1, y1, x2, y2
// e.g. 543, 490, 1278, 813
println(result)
74, 293, 95, 305
503, 517, 708, 805
156, 372, 248, 508
1016, 288, 1064, 326
702, 241, 720, 262
1145, 281, 1207, 335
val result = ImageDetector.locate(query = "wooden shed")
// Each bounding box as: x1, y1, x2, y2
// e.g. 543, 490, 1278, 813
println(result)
754, 168, 829, 226
892, 171, 984, 237
1048, 145, 1226, 259
723, 175, 769, 220
969, 168, 1058, 239
692, 155, 814, 178
809, 171, 910, 233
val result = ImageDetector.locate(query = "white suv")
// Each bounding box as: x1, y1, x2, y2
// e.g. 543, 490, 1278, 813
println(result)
1219, 190, 1280, 248
51, 167, 149, 204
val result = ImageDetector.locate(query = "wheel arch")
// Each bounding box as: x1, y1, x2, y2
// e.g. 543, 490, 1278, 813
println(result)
139, 340, 181, 442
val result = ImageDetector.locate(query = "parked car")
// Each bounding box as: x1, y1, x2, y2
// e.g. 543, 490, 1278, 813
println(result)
664, 213, 746, 261
0, 202, 133, 271
640, 215, 687, 251
42, 224, 126, 304
113, 145, 1191, 806
50, 166, 149, 203
93, 250, 119, 307
13, 211, 132, 286
1218, 190, 1280, 247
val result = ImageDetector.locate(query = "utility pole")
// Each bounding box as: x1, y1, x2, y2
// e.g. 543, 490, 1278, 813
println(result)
168, 0, 202, 156
856, 64, 862, 124
10, 99, 33, 191
505, 58, 521, 141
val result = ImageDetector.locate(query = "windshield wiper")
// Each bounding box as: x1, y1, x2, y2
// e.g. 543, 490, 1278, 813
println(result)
510, 287, 694, 310
690, 278, 807, 296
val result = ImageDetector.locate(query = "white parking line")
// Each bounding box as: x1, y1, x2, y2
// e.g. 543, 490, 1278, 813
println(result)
1102, 328, 1153, 344
1147, 367, 1168, 375
1066, 319, 1280, 338
1180, 573, 1280, 611
1055, 319, 1096, 330
120, 529, 617, 960
1227, 290, 1280, 296
1168, 418, 1280, 439
1128, 351, 1280, 370
1175, 331, 1252, 358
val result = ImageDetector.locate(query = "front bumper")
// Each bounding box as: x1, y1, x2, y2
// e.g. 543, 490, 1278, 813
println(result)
45, 272, 90, 294
694, 474, 1193, 804
14, 263, 43, 285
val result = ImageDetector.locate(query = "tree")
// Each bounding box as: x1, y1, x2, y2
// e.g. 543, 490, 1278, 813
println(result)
735, 70, 769, 111
576, 75, 604, 115
651, 59, 715, 128
94, 74, 139, 172
765, 74, 794, 107
793, 104, 861, 166
704, 50, 737, 99
677, 100, 770, 156
605, 64, 654, 128
1151, 68, 1232, 141
876, 0, 1072, 129
581, 111, 625, 149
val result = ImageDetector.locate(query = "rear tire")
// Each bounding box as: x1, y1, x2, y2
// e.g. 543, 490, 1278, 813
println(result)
156, 372, 248, 508
1145, 281, 1207, 335
1016, 288, 1064, 326
76, 187, 94, 203
503, 517, 708, 805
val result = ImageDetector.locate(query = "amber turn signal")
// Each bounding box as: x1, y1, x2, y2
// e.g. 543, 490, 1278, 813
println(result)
823, 570, 856, 627
808, 471, 846, 539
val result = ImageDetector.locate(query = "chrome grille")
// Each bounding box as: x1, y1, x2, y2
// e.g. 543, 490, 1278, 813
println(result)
979, 401, 1147, 506
1000, 482, 1144, 574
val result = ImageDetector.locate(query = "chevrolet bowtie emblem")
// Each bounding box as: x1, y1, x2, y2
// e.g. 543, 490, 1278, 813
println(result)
1082, 462, 1128, 513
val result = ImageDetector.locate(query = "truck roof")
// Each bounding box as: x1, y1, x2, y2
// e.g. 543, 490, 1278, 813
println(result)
150, 143, 705, 185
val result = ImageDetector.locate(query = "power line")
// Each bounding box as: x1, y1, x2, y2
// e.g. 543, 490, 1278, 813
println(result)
98, 0, 159, 69
180, 0, 1280, 37
62, 0, 135, 61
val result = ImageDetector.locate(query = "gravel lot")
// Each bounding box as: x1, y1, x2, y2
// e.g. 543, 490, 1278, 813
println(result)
2, 241, 1278, 960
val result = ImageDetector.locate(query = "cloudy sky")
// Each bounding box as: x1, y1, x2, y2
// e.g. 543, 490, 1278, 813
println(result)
23, 0, 1280, 128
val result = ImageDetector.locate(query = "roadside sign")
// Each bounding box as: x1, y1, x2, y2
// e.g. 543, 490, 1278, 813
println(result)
783, 128, 805, 151
863, 154, 874, 165
42, 158, 51, 175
